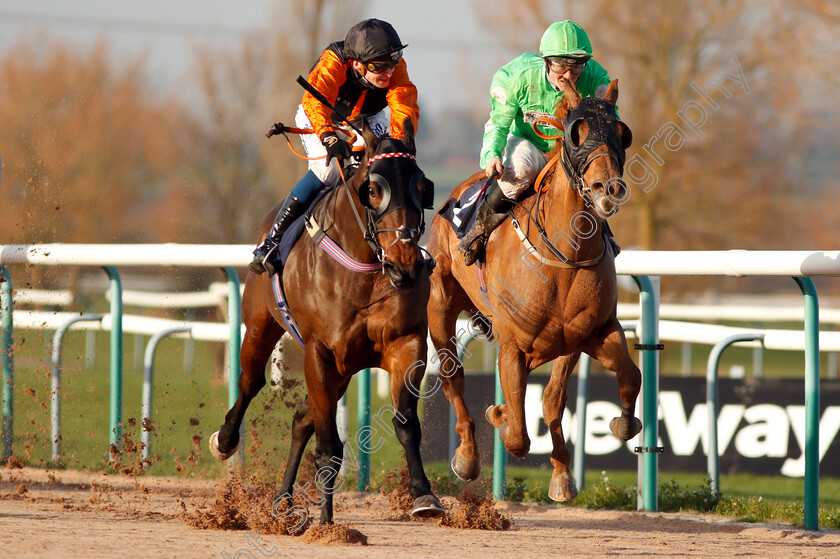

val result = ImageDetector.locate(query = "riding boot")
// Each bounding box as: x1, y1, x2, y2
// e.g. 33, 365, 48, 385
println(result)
458, 180, 514, 266
249, 193, 308, 275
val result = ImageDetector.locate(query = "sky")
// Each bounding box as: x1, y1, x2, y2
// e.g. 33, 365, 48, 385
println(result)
0, 0, 523, 117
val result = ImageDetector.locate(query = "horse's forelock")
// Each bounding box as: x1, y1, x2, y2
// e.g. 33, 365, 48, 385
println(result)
553, 77, 581, 125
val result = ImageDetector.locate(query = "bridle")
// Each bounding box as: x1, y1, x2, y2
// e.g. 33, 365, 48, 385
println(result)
513, 96, 628, 268
319, 138, 433, 266
559, 96, 627, 196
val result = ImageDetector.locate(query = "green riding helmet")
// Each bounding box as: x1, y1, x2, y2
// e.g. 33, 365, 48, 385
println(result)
539, 20, 592, 59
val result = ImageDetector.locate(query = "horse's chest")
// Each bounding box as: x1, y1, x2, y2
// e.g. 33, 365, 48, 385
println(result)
487, 272, 615, 355
332, 299, 420, 369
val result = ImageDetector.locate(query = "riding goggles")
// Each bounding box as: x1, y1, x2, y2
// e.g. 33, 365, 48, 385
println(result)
363, 50, 402, 73
545, 56, 589, 76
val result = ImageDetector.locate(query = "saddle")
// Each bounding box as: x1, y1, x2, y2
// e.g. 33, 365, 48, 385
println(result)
438, 159, 558, 239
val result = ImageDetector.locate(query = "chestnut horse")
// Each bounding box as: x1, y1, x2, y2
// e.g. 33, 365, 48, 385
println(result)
427, 79, 640, 501
209, 124, 444, 524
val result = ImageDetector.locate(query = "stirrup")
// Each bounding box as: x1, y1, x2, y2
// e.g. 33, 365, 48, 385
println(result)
249, 244, 278, 275
248, 253, 268, 275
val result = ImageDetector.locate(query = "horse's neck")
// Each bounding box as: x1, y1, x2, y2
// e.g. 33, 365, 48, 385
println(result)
542, 176, 604, 261
326, 183, 375, 260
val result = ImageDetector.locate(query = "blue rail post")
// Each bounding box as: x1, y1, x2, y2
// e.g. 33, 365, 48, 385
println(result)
142, 327, 190, 463
103, 266, 123, 454
572, 353, 591, 488
705, 333, 764, 495
632, 275, 659, 512
51, 314, 106, 463
794, 277, 820, 531
357, 369, 371, 491
1, 267, 13, 462
492, 356, 506, 500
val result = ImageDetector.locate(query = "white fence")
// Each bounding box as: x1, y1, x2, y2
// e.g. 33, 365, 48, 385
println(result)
2, 245, 840, 529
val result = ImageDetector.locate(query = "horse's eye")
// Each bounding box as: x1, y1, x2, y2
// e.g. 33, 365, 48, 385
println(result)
368, 186, 377, 197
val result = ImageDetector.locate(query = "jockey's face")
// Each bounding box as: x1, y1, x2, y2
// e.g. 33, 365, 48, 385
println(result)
546, 57, 587, 87
353, 60, 395, 89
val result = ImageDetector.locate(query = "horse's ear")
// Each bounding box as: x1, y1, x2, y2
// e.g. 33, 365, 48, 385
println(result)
555, 76, 581, 122
602, 79, 619, 105
362, 120, 377, 158
400, 116, 416, 155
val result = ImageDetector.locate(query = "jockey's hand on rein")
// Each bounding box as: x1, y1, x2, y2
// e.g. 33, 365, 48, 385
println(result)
321, 132, 353, 165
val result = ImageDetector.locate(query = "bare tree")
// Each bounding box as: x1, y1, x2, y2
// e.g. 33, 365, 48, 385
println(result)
0, 38, 181, 242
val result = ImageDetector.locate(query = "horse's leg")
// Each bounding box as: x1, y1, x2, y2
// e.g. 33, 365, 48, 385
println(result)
486, 342, 530, 457
543, 353, 580, 501
588, 319, 643, 440
427, 257, 480, 481
210, 276, 283, 459
383, 336, 445, 517
277, 372, 354, 502
276, 397, 313, 501
302, 340, 344, 525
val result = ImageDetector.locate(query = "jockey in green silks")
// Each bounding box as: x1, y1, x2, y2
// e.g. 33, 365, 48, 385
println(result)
459, 20, 615, 266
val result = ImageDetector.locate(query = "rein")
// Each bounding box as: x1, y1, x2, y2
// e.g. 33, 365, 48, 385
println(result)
266, 121, 426, 274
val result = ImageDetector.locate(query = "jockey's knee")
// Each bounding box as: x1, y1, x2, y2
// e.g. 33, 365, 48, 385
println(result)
498, 176, 531, 200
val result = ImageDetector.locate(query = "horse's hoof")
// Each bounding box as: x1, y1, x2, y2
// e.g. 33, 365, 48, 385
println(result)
411, 494, 445, 518
609, 417, 643, 441
484, 405, 501, 427
208, 431, 238, 461
451, 453, 480, 482
548, 472, 579, 502
486, 405, 508, 444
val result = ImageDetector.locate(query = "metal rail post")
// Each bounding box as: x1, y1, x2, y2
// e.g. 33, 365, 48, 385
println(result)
102, 266, 123, 453
50, 314, 105, 463
1, 267, 13, 462
221, 267, 243, 466
632, 275, 660, 512
357, 369, 371, 491
492, 357, 506, 500
572, 353, 591, 488
794, 277, 820, 531
705, 333, 764, 494
142, 327, 190, 463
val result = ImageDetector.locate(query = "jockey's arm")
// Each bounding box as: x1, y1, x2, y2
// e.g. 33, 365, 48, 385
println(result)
385, 60, 419, 141
480, 63, 519, 171
302, 49, 347, 137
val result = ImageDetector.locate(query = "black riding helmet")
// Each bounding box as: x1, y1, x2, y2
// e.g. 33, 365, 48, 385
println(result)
344, 19, 408, 63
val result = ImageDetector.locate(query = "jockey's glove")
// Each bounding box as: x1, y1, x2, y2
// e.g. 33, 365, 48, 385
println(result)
321, 132, 353, 165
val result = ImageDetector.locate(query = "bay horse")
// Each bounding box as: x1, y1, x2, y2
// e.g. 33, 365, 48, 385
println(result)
427, 78, 639, 501
209, 122, 444, 524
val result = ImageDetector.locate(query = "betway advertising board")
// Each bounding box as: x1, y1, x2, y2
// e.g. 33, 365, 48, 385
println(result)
420, 375, 840, 476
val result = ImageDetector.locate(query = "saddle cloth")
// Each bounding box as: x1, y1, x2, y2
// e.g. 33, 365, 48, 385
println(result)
437, 179, 487, 240
273, 186, 335, 272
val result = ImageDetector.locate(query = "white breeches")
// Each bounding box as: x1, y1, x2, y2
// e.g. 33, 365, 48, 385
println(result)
295, 104, 391, 187
497, 134, 549, 199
